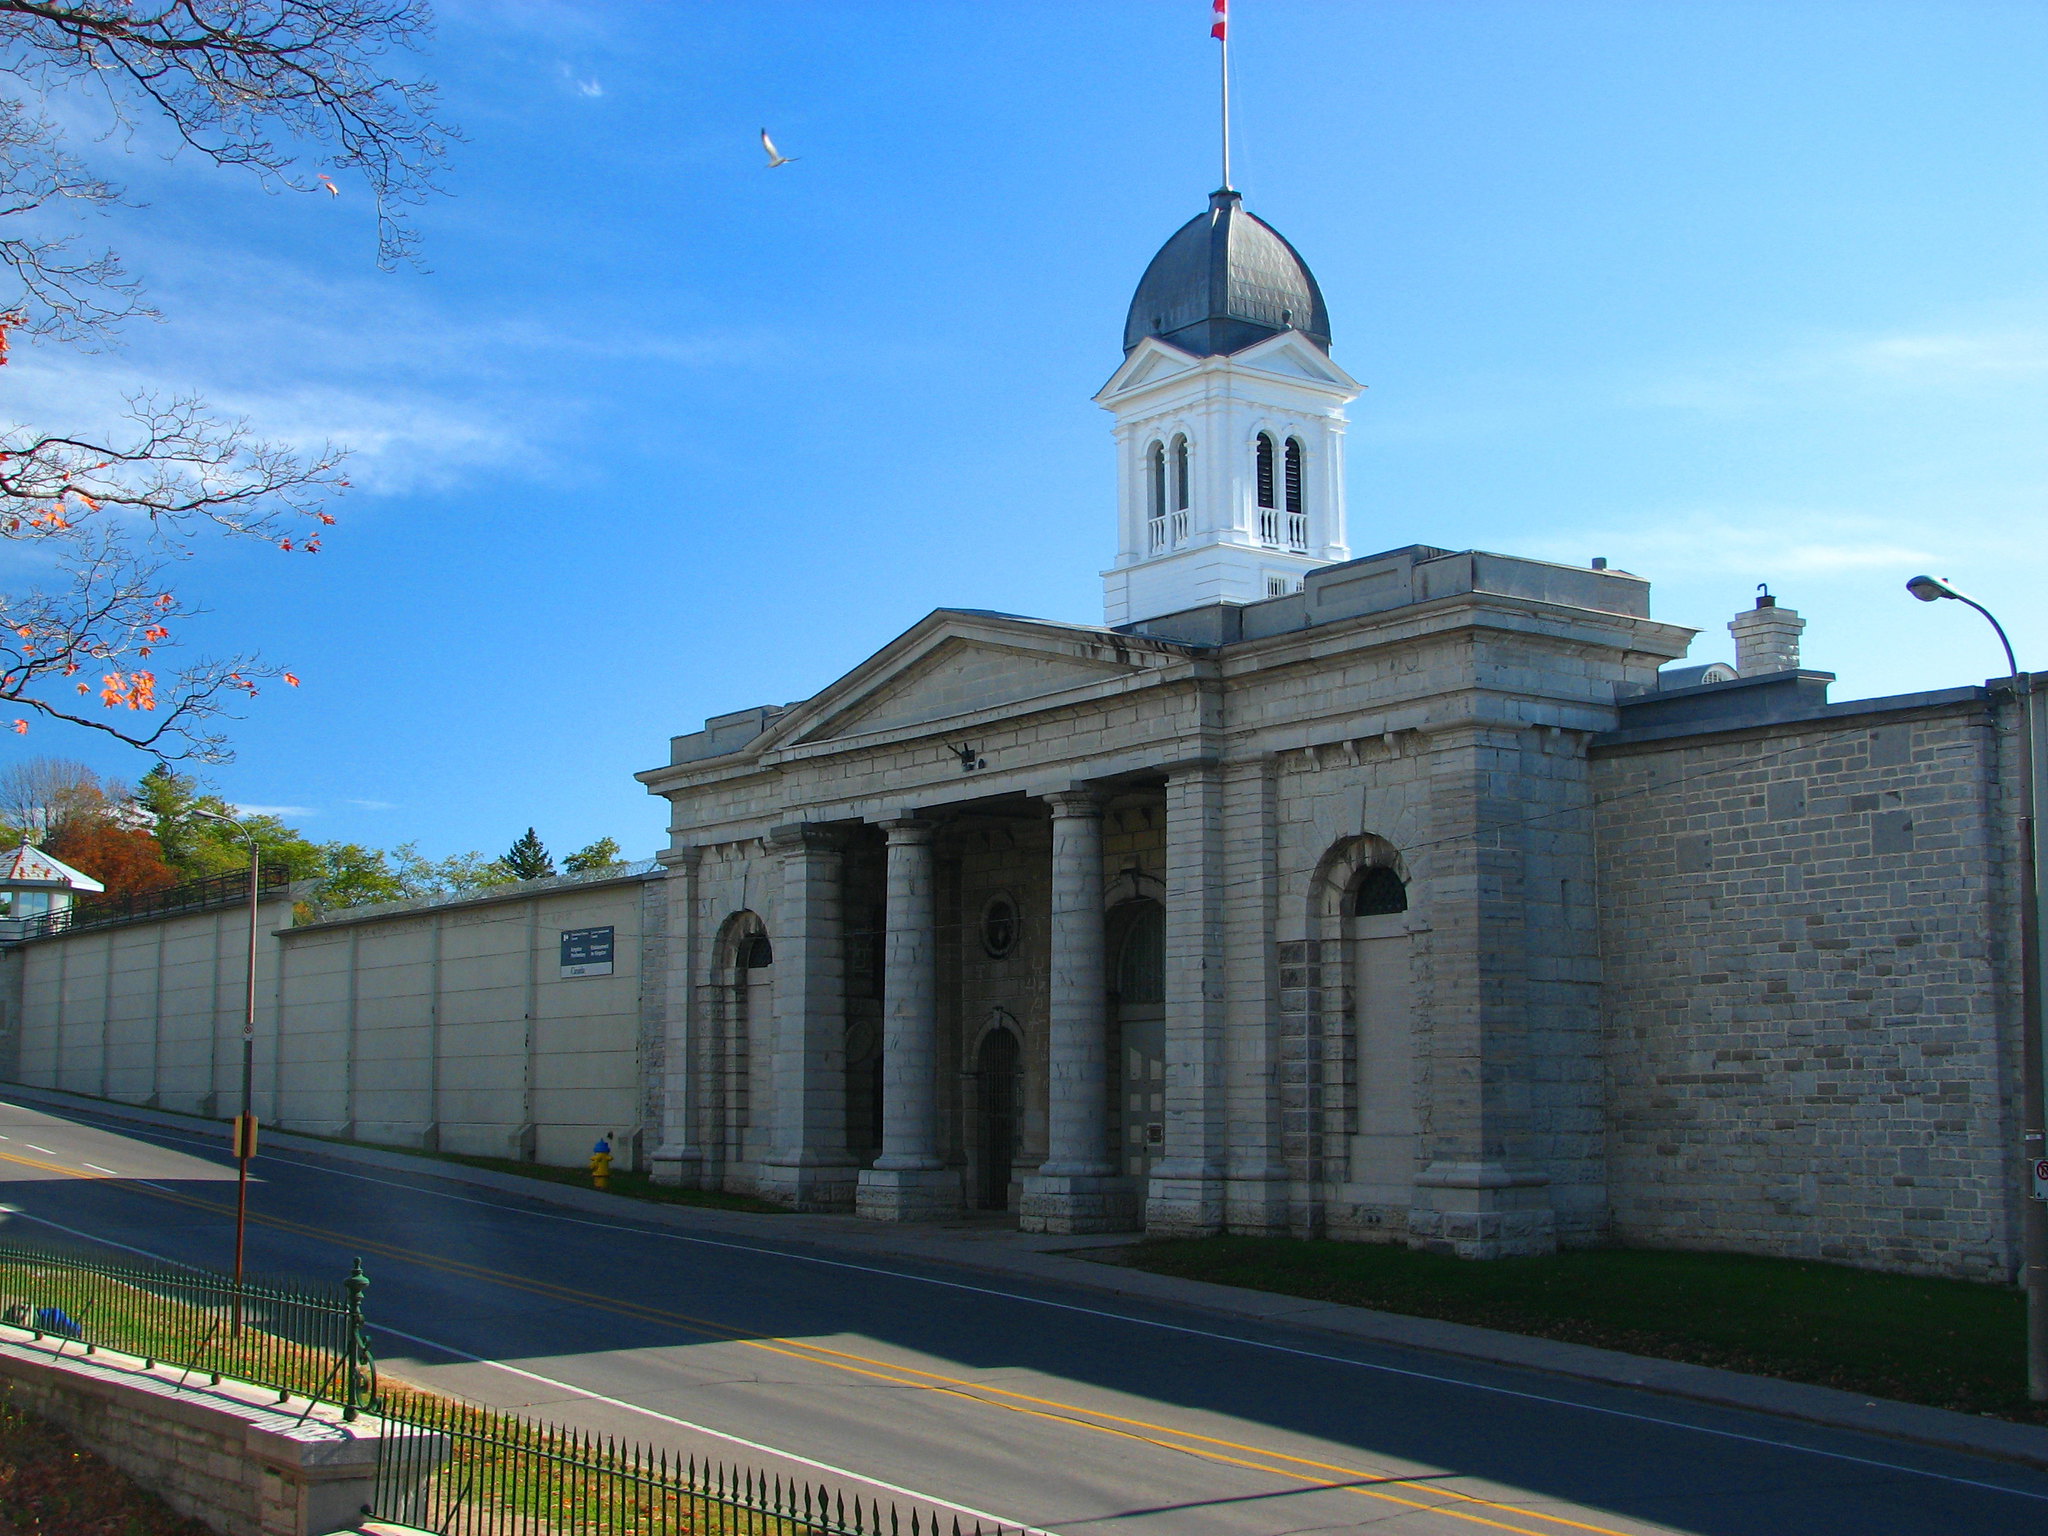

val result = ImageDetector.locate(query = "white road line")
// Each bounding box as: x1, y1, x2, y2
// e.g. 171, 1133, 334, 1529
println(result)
22, 1145, 53, 1154
0, 1203, 1054, 1536
372, 1321, 1060, 1536
27, 1104, 2048, 1505
82, 1164, 118, 1175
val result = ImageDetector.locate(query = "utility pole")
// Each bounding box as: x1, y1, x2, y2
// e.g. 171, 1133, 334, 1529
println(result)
194, 807, 262, 1331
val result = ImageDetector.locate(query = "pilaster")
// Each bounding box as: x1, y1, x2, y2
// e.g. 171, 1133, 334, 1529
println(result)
649, 847, 703, 1187
1222, 759, 1290, 1234
1146, 763, 1229, 1235
1407, 724, 1555, 1257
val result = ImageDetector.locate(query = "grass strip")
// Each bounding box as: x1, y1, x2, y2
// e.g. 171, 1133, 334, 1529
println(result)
385, 1149, 789, 1215
0, 1261, 346, 1407
1100, 1237, 2043, 1424
0, 1390, 214, 1536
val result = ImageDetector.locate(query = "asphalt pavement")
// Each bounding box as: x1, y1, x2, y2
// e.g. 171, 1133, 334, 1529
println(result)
2, 1094, 2042, 1536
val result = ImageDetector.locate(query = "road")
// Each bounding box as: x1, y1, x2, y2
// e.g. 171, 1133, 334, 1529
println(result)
0, 1094, 2040, 1535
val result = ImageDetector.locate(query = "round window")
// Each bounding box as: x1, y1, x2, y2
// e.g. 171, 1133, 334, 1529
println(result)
980, 895, 1019, 957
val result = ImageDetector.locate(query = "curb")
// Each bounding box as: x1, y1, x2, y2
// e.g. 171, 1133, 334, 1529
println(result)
9, 1079, 2048, 1475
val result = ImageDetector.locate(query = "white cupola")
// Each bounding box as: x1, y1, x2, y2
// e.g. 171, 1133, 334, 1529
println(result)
1097, 189, 1361, 627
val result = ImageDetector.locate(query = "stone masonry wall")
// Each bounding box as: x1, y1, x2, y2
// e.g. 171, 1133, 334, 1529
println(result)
1593, 698, 2021, 1280
0, 1334, 398, 1536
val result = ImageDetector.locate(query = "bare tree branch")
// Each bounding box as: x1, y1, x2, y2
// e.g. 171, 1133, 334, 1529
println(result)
0, 3, 451, 760
0, 1, 450, 269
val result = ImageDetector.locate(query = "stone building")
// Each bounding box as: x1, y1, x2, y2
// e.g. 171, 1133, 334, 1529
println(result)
3, 185, 2038, 1281
633, 188, 2044, 1274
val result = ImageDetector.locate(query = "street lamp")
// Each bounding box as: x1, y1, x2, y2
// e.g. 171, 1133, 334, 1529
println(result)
1906, 575, 2044, 1400
191, 806, 261, 1329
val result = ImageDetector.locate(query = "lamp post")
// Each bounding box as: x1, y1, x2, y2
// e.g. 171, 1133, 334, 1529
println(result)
192, 807, 261, 1330
1907, 575, 2044, 1399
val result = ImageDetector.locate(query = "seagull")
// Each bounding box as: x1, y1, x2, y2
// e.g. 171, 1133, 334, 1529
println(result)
760, 129, 798, 168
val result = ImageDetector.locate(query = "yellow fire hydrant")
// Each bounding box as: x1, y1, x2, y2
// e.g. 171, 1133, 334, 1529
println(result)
588, 1135, 613, 1191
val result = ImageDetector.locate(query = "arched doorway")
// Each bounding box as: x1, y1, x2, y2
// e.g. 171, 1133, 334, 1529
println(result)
732, 925, 775, 1173
1111, 899, 1165, 1179
975, 1025, 1022, 1210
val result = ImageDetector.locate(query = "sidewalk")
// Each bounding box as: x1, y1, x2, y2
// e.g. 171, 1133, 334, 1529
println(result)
9, 1079, 2048, 1475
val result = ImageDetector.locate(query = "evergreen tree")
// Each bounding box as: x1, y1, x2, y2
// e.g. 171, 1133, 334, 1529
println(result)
500, 828, 555, 881
564, 837, 624, 874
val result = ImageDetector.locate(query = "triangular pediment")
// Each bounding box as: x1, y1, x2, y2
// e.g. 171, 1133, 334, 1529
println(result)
801, 636, 1138, 741
1095, 336, 1200, 402
740, 611, 1179, 755
1230, 331, 1360, 389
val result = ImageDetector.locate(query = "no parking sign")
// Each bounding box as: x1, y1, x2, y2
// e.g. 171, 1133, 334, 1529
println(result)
2033, 1158, 2048, 1202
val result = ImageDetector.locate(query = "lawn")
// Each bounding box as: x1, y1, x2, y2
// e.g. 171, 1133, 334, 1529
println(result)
382, 1148, 789, 1215
1102, 1237, 2041, 1424
0, 1394, 212, 1536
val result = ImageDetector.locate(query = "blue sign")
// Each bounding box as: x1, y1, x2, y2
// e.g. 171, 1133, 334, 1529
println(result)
560, 926, 615, 978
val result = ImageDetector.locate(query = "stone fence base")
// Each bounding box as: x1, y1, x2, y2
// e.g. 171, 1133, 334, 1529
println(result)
0, 1329, 422, 1536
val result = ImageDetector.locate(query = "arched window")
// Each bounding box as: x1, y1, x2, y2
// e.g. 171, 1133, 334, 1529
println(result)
1284, 438, 1304, 515
1353, 866, 1408, 917
739, 931, 774, 968
1170, 435, 1190, 512
1146, 441, 1166, 520
1255, 433, 1277, 510
1115, 901, 1165, 1004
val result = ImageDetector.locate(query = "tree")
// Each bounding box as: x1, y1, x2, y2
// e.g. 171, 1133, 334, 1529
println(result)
500, 828, 554, 881
0, 754, 113, 841
0, 2, 451, 760
44, 816, 177, 899
564, 836, 623, 874
133, 762, 321, 880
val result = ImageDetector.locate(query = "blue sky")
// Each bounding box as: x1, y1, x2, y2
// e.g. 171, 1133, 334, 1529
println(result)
7, 0, 2044, 863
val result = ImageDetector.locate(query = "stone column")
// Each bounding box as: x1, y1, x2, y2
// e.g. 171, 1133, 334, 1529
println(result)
1147, 762, 1228, 1236
649, 847, 704, 1187
759, 822, 859, 1211
858, 818, 963, 1220
1022, 789, 1135, 1233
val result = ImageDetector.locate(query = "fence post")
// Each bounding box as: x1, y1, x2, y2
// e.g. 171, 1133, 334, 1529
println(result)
344, 1257, 369, 1422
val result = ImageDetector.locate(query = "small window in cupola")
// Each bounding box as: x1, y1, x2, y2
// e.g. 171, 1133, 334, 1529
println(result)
1255, 433, 1277, 510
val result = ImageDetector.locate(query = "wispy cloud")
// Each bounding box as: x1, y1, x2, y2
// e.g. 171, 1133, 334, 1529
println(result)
233, 803, 316, 818
1530, 507, 1942, 581
343, 798, 398, 811
1635, 326, 2048, 415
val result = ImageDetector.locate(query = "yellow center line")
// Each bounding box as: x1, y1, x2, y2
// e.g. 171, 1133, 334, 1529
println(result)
9, 1147, 1653, 1536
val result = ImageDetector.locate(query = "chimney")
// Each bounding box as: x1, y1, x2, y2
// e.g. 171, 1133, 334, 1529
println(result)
1728, 586, 1805, 676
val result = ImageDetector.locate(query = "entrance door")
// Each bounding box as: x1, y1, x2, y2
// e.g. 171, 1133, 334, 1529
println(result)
1114, 901, 1166, 1179
976, 1028, 1021, 1210
740, 936, 775, 1170
1350, 920, 1415, 1195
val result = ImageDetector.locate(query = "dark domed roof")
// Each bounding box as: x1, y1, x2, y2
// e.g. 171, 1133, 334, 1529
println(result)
1123, 189, 1331, 357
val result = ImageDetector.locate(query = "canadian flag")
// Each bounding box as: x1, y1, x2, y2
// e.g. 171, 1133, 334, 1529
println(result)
1211, 0, 1228, 42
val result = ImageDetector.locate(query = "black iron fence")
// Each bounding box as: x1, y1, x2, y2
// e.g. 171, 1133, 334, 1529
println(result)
373, 1389, 1016, 1536
3, 862, 292, 942
0, 1243, 372, 1415
0, 1238, 1011, 1536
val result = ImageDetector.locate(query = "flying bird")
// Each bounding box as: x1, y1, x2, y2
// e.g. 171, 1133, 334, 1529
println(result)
759, 129, 798, 168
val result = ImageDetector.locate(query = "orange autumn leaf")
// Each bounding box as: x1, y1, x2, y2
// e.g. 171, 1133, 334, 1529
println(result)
10, 720, 26, 735
283, 672, 301, 687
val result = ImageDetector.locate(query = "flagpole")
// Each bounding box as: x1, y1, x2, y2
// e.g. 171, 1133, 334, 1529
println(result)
1218, 11, 1232, 190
